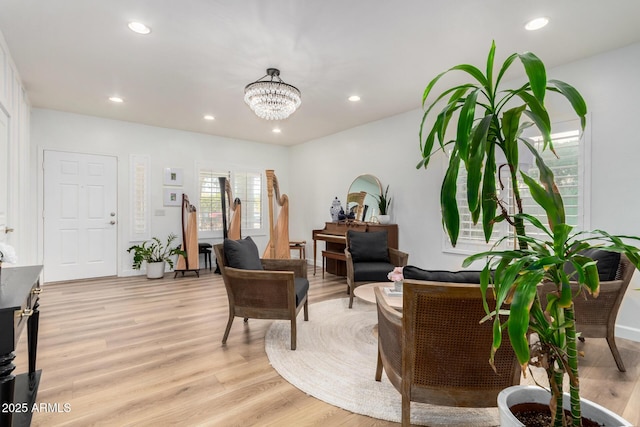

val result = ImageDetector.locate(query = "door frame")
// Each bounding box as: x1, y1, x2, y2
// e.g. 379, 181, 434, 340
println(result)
38, 148, 119, 281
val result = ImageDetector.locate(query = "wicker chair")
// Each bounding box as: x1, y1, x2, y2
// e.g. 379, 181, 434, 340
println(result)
374, 281, 521, 427
539, 253, 635, 372
214, 243, 309, 350
345, 230, 408, 308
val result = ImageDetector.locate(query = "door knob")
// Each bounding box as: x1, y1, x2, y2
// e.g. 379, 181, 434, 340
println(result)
110, 220, 116, 225
4, 227, 14, 234
110, 212, 116, 217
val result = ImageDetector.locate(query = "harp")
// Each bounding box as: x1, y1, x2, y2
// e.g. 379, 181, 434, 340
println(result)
175, 194, 200, 276
263, 169, 290, 259
219, 176, 241, 240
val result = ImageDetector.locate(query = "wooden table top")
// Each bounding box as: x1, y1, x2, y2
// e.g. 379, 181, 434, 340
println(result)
353, 282, 402, 309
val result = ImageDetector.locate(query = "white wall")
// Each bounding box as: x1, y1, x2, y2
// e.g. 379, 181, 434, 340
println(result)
30, 109, 291, 276
290, 42, 640, 341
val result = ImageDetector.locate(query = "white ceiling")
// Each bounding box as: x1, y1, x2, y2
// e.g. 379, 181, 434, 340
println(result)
1, 1, 640, 146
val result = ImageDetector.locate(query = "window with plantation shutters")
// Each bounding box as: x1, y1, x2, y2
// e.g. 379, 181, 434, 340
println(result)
198, 169, 228, 233
130, 155, 150, 241
197, 167, 264, 237
444, 119, 588, 254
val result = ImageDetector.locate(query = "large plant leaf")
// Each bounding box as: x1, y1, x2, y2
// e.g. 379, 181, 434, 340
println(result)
548, 80, 588, 130
457, 89, 481, 161
521, 172, 562, 229
486, 41, 496, 97
508, 271, 545, 366
501, 105, 527, 166
518, 51, 547, 103
495, 53, 518, 90
442, 152, 461, 246
517, 92, 552, 150
481, 142, 497, 241
467, 115, 492, 213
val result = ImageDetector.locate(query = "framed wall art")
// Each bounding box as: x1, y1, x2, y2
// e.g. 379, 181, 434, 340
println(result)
163, 167, 183, 186
163, 188, 182, 206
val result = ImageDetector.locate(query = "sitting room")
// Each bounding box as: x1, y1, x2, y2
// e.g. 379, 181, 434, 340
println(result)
1, 2, 640, 426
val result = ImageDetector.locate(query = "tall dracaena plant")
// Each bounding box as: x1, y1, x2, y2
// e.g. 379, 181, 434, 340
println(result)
417, 42, 640, 426
417, 41, 586, 250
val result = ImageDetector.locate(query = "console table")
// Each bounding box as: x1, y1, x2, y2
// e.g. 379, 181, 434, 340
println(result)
0, 265, 43, 427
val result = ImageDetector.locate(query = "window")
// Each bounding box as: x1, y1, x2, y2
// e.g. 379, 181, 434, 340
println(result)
197, 168, 263, 236
130, 155, 150, 241
444, 119, 588, 253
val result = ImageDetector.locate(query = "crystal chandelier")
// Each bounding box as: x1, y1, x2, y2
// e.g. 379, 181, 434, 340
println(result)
244, 68, 301, 120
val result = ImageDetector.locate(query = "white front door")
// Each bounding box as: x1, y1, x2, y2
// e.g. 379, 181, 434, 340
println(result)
0, 110, 8, 244
44, 150, 118, 282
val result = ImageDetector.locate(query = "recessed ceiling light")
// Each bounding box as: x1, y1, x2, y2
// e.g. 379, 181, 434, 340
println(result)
348, 95, 361, 102
272, 128, 282, 134
203, 115, 215, 121
128, 21, 151, 35
109, 96, 124, 103
525, 17, 549, 31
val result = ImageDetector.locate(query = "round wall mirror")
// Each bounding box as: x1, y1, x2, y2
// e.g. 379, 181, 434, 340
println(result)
347, 174, 382, 222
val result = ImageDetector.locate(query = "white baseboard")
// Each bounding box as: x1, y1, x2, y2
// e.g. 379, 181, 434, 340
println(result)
615, 324, 640, 343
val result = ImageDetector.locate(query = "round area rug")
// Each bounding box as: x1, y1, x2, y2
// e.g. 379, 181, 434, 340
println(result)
265, 298, 502, 426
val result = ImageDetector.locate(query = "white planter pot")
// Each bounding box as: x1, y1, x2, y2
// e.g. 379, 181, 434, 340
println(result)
378, 214, 391, 224
146, 261, 166, 279
498, 385, 631, 427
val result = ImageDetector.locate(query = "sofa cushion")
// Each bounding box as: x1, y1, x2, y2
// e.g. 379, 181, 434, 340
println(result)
353, 261, 396, 282
348, 230, 390, 263
294, 277, 310, 306
223, 236, 263, 270
564, 248, 620, 281
403, 265, 484, 283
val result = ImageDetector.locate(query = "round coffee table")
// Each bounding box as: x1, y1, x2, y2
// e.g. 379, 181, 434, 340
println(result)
353, 282, 403, 309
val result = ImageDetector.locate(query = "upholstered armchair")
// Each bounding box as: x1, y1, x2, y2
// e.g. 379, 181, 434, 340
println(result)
374, 280, 521, 427
214, 237, 309, 350
344, 230, 408, 308
539, 251, 636, 371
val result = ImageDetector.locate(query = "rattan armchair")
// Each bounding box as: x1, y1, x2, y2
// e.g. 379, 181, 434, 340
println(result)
345, 230, 408, 308
374, 281, 521, 427
539, 253, 635, 371
214, 243, 309, 350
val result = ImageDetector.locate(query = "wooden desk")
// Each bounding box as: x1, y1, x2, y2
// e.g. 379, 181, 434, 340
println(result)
353, 282, 403, 310
0, 265, 44, 427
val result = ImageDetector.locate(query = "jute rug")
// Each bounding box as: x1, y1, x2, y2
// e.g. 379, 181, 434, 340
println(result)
265, 298, 508, 426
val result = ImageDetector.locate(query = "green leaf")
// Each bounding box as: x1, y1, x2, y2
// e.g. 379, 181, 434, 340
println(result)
442, 152, 461, 246
507, 271, 545, 365
486, 41, 496, 98
521, 172, 561, 229
495, 53, 518, 90
517, 92, 552, 151
518, 51, 547, 103
450, 64, 489, 88
457, 89, 481, 161
501, 105, 527, 166
467, 115, 492, 213
515, 213, 552, 238
548, 80, 588, 130
481, 141, 497, 242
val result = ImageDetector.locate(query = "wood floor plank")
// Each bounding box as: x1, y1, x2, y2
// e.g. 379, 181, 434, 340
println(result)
10, 268, 640, 426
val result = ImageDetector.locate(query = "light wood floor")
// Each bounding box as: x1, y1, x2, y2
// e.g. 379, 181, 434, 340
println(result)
13, 266, 640, 426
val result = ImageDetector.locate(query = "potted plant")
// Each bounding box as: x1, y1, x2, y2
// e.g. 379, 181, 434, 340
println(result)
127, 233, 185, 279
418, 41, 640, 426
375, 185, 392, 224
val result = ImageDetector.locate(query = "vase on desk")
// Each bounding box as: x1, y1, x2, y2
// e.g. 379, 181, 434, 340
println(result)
394, 280, 403, 293
378, 214, 391, 224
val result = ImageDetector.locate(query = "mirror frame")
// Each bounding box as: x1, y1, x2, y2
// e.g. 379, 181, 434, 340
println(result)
347, 174, 382, 222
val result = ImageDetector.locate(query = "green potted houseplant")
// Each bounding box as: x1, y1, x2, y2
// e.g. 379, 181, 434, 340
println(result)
375, 185, 392, 224
418, 42, 640, 426
127, 233, 185, 279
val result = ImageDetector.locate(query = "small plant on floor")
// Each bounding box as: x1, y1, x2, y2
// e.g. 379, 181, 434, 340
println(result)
127, 233, 185, 270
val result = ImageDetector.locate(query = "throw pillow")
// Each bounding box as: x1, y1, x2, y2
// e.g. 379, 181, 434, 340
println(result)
348, 230, 390, 263
564, 248, 620, 281
403, 265, 485, 283
223, 236, 263, 270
